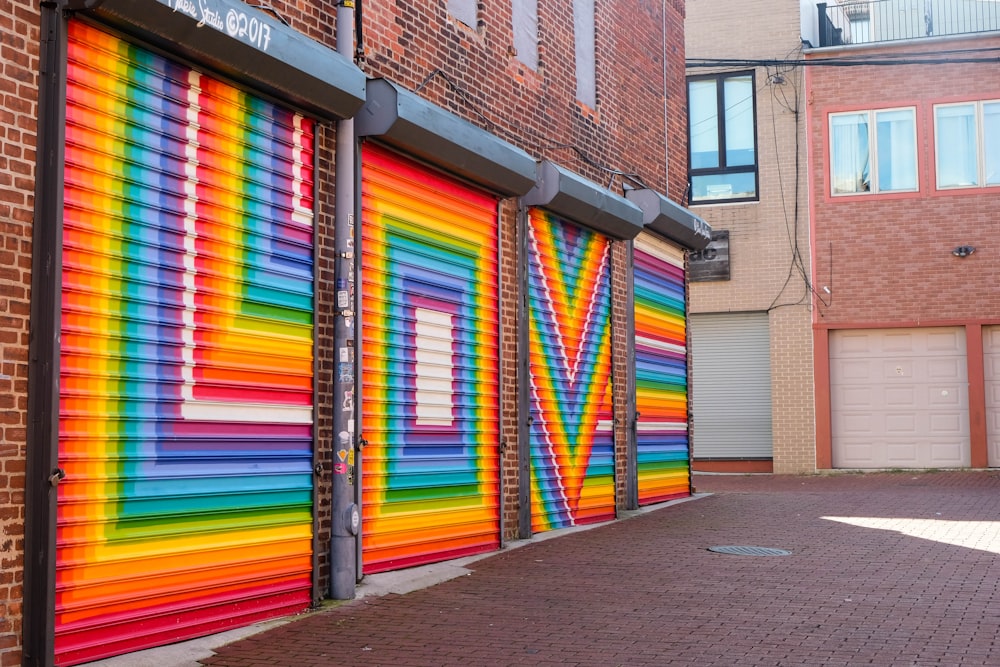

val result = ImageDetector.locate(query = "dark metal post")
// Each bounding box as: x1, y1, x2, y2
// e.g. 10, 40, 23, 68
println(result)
330, 0, 359, 600
23, 3, 68, 665
516, 205, 532, 539
625, 241, 639, 510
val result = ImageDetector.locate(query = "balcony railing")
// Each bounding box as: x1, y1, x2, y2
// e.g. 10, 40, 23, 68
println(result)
817, 0, 1000, 46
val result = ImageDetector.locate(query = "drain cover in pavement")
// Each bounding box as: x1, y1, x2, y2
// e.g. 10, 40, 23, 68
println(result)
707, 545, 792, 556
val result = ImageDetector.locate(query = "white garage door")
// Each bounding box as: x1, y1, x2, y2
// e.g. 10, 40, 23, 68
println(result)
830, 328, 969, 469
689, 312, 772, 459
985, 326, 1000, 467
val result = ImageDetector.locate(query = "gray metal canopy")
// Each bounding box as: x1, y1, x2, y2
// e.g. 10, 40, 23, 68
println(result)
355, 78, 538, 197
522, 161, 644, 241
626, 188, 712, 250
79, 0, 367, 121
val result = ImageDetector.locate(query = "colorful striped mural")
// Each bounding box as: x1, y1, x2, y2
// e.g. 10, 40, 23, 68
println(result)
634, 233, 690, 504
527, 209, 615, 532
360, 143, 501, 573
57, 21, 315, 665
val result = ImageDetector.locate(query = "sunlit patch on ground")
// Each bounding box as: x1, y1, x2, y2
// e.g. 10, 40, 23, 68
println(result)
823, 516, 1000, 554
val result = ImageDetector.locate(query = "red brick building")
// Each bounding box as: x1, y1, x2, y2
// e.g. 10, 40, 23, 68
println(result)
1, 0, 705, 664
805, 1, 1000, 470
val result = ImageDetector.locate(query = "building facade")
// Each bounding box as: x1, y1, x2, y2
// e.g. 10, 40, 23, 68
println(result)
0, 1, 706, 665
684, 0, 816, 474
805, 0, 1000, 470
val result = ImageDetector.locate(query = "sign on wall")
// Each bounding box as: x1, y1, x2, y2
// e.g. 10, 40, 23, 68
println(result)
689, 230, 729, 282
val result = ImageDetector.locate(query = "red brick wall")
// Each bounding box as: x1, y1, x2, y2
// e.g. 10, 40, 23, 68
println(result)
361, 0, 687, 533
807, 36, 1000, 326
1, 0, 689, 661
1, 0, 39, 663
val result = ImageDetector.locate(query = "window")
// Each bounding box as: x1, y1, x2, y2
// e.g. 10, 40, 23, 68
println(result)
687, 72, 758, 203
934, 101, 1000, 189
829, 107, 917, 195
448, 0, 476, 28
573, 0, 595, 107
512, 0, 539, 70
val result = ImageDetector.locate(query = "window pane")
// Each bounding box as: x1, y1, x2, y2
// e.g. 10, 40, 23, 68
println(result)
448, 0, 476, 27
985, 102, 1000, 186
830, 113, 870, 194
935, 104, 978, 188
691, 172, 756, 202
573, 0, 595, 107
689, 80, 719, 169
876, 109, 917, 191
724, 76, 755, 167
512, 0, 539, 70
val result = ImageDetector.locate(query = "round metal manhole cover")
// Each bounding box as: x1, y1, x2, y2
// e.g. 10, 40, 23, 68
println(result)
707, 545, 792, 556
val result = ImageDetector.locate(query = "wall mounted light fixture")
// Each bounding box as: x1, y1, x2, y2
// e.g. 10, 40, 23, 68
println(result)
952, 245, 975, 258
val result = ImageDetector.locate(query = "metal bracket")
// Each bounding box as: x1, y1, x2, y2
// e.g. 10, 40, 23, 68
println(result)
48, 467, 66, 487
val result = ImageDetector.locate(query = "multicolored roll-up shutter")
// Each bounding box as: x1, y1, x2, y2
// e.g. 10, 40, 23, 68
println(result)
360, 143, 501, 573
633, 232, 690, 504
526, 209, 615, 532
57, 21, 315, 666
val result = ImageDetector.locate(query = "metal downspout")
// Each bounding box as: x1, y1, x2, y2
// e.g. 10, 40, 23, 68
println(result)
23, 3, 69, 665
625, 241, 639, 510
330, 0, 359, 600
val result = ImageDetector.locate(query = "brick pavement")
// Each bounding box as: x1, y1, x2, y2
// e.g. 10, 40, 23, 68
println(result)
201, 471, 1000, 666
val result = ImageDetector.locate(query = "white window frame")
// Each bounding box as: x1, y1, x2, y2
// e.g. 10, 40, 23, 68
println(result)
829, 106, 918, 196
933, 100, 1000, 191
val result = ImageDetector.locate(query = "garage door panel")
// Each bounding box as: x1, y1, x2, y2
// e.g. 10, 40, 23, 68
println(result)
690, 312, 772, 459
831, 327, 969, 469
984, 326, 1000, 467
361, 144, 501, 573
884, 387, 915, 406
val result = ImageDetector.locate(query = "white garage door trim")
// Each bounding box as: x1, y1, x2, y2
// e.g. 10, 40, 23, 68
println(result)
830, 328, 970, 469
690, 312, 772, 459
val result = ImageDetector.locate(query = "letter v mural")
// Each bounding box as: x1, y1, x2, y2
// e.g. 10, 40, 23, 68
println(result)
519, 161, 645, 534
525, 209, 615, 530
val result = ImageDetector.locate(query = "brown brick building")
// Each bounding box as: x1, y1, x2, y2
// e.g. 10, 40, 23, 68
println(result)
1, 0, 705, 664
805, 2, 1000, 471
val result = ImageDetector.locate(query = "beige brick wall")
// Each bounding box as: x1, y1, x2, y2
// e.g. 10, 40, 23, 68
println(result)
686, 0, 817, 473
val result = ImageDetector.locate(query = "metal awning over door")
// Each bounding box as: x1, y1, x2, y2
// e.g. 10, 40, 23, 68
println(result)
526, 208, 615, 532
633, 233, 690, 504
57, 21, 315, 665
359, 143, 501, 573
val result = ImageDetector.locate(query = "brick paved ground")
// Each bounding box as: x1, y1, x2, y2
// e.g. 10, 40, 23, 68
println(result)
201, 471, 1000, 666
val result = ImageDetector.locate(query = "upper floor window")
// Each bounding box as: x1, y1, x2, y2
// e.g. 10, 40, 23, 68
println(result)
687, 72, 758, 204
934, 101, 1000, 190
829, 107, 917, 195
512, 0, 539, 70
448, 0, 476, 28
573, 0, 596, 107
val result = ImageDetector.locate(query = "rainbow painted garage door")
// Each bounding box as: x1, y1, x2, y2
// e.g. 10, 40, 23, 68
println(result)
360, 144, 501, 573
527, 209, 615, 532
633, 233, 690, 504
58, 21, 315, 665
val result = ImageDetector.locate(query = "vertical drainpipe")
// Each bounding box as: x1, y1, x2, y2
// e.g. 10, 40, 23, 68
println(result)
516, 205, 532, 539
23, 3, 68, 665
331, 0, 359, 600
625, 241, 638, 510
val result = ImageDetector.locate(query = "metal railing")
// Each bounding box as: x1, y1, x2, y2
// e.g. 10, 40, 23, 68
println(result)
817, 0, 1000, 46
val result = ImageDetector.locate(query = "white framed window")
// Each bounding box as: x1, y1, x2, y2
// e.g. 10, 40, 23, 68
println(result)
829, 107, 918, 195
934, 100, 1000, 190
